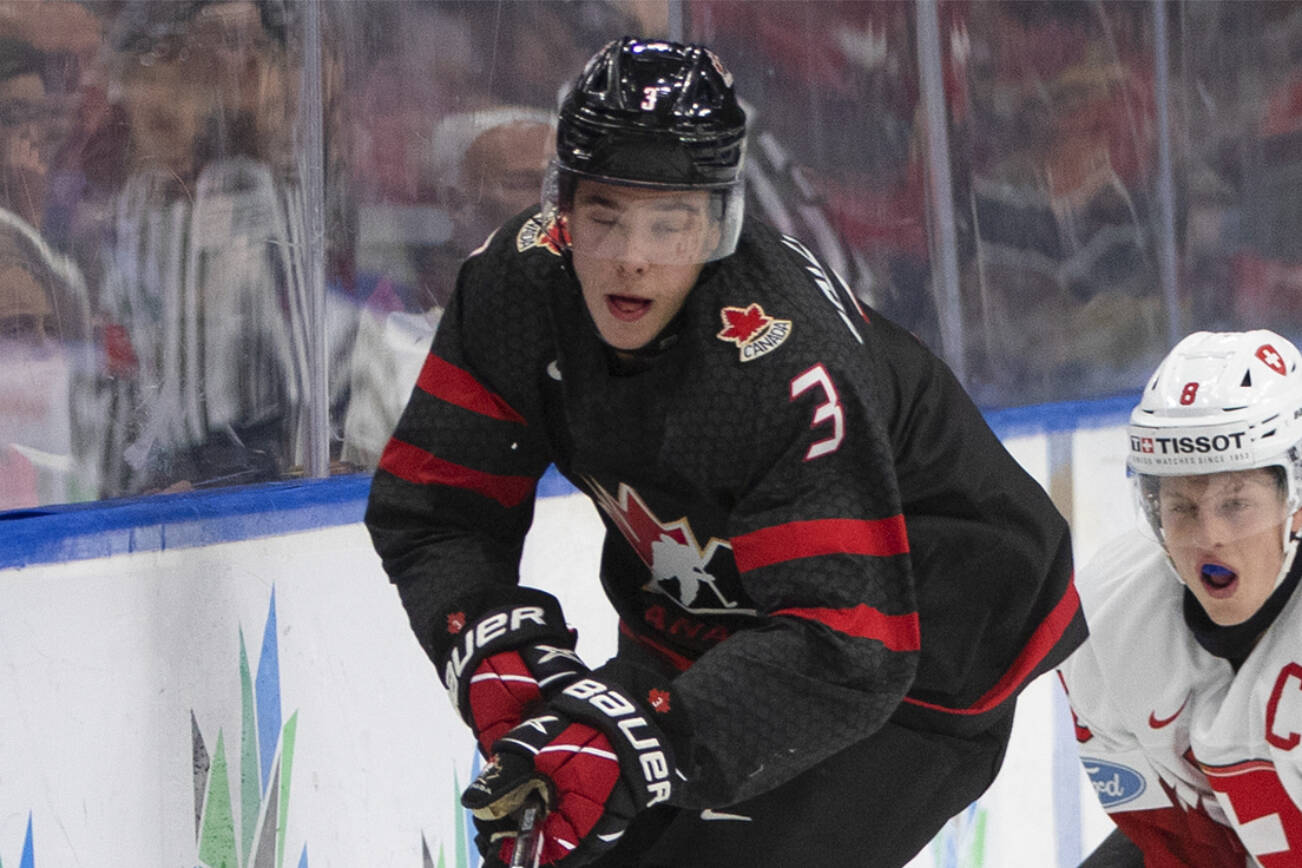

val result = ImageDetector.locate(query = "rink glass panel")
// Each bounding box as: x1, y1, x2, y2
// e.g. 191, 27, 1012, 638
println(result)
2, 0, 1298, 508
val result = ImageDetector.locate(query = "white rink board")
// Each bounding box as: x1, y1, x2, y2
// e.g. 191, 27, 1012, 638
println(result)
0, 423, 1130, 867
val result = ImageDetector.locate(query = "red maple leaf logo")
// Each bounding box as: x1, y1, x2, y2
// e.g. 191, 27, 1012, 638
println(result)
717, 304, 772, 345
648, 688, 671, 713
447, 611, 467, 634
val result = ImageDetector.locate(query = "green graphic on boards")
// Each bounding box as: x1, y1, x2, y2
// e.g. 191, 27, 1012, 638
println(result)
192, 591, 307, 868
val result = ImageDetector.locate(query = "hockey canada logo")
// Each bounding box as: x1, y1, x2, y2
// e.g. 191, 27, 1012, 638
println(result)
585, 477, 754, 615
516, 210, 569, 256
717, 303, 792, 362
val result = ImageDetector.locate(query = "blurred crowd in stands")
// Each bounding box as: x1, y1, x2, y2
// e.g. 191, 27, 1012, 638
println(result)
2, 0, 1301, 508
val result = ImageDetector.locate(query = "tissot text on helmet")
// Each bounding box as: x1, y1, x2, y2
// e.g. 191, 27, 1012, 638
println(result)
1131, 432, 1248, 458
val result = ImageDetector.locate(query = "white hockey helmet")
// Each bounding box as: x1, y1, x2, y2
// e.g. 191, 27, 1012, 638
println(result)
1129, 330, 1302, 538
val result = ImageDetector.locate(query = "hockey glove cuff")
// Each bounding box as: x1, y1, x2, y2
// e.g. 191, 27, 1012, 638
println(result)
441, 598, 589, 755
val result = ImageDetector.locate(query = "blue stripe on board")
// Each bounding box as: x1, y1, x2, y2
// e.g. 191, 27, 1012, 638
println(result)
0, 475, 372, 569
983, 392, 1137, 439
0, 393, 1140, 570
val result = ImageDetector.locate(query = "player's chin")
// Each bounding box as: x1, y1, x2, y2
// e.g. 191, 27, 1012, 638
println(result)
604, 334, 654, 353
596, 318, 659, 352
1199, 590, 1263, 627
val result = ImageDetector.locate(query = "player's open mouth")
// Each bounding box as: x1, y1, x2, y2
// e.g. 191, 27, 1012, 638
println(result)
1199, 562, 1239, 598
607, 294, 651, 322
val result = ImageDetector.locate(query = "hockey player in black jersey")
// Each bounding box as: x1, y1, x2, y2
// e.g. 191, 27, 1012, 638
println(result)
365, 36, 1086, 868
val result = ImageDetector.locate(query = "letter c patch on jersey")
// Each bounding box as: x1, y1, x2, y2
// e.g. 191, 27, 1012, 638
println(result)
717, 303, 791, 362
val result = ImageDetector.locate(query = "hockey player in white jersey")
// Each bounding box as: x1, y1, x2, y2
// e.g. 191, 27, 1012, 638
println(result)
1060, 329, 1302, 867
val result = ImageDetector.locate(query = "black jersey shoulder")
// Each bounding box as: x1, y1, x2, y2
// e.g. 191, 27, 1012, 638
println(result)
691, 217, 872, 372
455, 207, 570, 293
439, 208, 570, 413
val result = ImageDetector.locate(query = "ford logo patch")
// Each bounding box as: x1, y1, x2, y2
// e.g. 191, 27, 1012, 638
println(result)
1083, 759, 1146, 808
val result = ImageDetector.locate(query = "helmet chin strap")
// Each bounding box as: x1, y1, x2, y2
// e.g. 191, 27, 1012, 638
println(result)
1277, 524, 1302, 592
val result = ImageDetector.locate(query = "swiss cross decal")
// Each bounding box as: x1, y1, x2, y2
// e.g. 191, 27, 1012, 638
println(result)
716, 303, 792, 361
1257, 344, 1288, 375
447, 611, 467, 634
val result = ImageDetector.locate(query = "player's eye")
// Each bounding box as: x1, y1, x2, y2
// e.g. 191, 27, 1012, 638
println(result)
577, 206, 619, 227
650, 220, 689, 236
1219, 498, 1253, 517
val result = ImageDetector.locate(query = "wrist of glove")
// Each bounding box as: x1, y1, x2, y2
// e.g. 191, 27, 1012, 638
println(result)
462, 675, 678, 866
442, 599, 589, 755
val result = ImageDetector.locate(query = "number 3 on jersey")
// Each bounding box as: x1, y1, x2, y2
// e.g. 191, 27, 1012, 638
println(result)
790, 364, 844, 460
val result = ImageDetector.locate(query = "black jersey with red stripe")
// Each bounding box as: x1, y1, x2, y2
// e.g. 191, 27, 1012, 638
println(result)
366, 209, 1085, 808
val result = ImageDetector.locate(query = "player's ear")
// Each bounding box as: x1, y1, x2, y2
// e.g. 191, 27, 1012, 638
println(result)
1290, 507, 1302, 537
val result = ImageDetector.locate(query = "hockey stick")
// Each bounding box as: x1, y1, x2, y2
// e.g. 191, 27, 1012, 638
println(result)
509, 791, 546, 868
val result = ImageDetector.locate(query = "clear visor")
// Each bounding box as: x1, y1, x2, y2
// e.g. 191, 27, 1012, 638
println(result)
541, 161, 743, 265
1132, 468, 1292, 548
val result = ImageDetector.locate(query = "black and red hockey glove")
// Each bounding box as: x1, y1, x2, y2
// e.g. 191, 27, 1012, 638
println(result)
462, 676, 678, 867
442, 600, 589, 755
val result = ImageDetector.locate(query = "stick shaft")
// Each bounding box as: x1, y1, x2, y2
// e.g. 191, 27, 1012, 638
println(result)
509, 793, 546, 868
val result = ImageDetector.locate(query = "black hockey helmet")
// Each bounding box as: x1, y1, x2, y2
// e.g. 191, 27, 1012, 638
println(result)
544, 36, 747, 262
557, 36, 746, 188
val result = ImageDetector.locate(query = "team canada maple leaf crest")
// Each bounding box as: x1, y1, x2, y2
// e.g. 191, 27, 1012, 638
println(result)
516, 210, 569, 256
648, 688, 672, 713
584, 477, 752, 615
447, 611, 466, 634
716, 303, 791, 361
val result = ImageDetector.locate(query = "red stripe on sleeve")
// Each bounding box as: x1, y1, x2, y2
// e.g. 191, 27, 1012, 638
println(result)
379, 439, 535, 508
772, 603, 920, 652
416, 354, 526, 424
731, 516, 909, 573
904, 578, 1083, 716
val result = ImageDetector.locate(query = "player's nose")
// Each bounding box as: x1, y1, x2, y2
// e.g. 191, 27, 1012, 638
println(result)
1190, 513, 1231, 547
616, 229, 657, 272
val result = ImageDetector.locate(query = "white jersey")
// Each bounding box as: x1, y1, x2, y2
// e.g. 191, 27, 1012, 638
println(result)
1058, 530, 1302, 867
